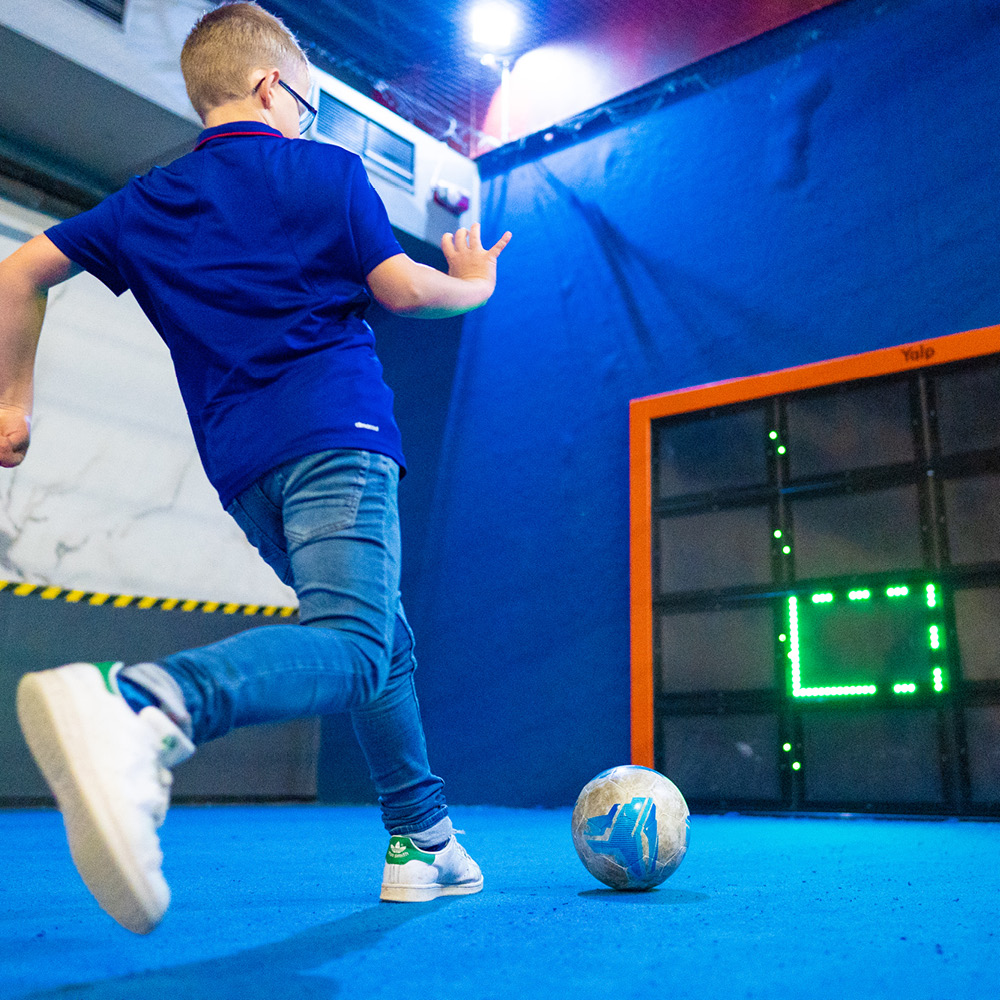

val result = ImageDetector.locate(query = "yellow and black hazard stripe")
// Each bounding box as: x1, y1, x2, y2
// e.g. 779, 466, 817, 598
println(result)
0, 580, 298, 618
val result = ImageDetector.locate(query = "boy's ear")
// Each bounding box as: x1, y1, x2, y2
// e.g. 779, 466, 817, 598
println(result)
252, 68, 281, 108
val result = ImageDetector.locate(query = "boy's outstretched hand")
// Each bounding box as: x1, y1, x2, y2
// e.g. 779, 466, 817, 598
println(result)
441, 223, 512, 295
367, 223, 512, 318
0, 403, 30, 468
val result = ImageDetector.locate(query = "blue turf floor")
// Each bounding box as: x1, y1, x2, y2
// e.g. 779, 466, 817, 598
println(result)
2, 804, 998, 999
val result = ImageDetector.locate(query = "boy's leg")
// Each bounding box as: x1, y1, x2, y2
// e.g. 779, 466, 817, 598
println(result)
155, 448, 476, 898
16, 449, 466, 932
353, 604, 482, 902
213, 451, 452, 841
350, 601, 450, 841
130, 449, 450, 829
149, 449, 404, 741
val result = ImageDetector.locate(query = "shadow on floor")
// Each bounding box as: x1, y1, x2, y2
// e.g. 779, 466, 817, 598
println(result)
23, 899, 453, 1000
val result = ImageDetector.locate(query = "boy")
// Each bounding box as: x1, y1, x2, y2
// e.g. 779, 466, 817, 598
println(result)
0, 2, 510, 935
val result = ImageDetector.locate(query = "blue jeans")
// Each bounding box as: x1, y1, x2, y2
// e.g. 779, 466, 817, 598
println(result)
148, 449, 448, 838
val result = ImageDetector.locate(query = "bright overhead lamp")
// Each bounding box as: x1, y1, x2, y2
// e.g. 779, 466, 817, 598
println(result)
470, 2, 519, 53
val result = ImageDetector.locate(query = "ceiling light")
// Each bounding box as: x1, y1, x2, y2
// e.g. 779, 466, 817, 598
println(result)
470, 2, 519, 53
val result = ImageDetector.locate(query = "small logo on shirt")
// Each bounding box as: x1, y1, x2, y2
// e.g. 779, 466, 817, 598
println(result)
355, 421, 380, 432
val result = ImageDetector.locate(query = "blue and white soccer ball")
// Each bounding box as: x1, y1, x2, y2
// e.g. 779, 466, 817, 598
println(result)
572, 765, 689, 890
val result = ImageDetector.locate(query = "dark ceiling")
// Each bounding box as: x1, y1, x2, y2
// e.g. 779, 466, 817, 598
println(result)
262, 0, 583, 152
259, 0, 843, 158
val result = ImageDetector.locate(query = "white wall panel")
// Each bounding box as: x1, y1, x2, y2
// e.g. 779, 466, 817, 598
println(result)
0, 0, 203, 123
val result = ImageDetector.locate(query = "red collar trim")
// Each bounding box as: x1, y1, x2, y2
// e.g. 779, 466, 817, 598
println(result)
194, 130, 283, 151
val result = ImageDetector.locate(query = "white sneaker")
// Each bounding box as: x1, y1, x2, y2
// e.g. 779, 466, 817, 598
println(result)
380, 834, 483, 902
16, 661, 194, 934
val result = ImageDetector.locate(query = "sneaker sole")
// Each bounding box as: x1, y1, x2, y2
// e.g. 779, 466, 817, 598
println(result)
16, 667, 167, 934
380, 877, 484, 903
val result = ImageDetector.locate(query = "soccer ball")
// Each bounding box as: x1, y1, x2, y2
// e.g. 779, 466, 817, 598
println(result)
572, 765, 689, 890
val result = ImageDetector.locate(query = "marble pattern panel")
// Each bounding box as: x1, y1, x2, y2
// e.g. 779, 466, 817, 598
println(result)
0, 198, 297, 607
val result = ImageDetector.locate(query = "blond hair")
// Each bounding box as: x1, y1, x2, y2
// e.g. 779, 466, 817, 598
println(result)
181, 2, 308, 120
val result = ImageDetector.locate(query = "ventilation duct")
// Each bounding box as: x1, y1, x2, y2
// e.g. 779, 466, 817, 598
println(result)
315, 92, 416, 189
308, 68, 478, 245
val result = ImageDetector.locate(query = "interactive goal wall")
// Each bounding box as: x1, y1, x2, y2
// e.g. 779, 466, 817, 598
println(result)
630, 326, 1000, 815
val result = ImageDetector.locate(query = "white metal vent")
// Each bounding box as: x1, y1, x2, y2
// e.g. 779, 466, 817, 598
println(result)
315, 90, 415, 188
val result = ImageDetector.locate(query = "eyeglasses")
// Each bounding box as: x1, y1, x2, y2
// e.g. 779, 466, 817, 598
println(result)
252, 77, 317, 135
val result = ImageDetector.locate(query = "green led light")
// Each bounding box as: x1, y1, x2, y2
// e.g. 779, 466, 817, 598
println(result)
777, 445, 787, 455
788, 597, 801, 694
773, 529, 783, 539
794, 684, 877, 698
792, 761, 802, 771
782, 743, 792, 752
769, 431, 778, 440
782, 545, 791, 555
789, 583, 946, 703
778, 633, 787, 642
788, 594, 880, 699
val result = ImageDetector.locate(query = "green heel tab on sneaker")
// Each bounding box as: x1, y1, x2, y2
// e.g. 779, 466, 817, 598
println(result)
93, 661, 123, 695
385, 836, 436, 865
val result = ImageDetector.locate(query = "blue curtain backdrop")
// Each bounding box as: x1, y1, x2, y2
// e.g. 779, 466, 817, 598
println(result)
320, 0, 1000, 808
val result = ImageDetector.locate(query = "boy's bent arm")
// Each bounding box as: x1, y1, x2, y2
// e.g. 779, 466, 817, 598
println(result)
367, 254, 490, 318
0, 235, 80, 468
367, 223, 511, 319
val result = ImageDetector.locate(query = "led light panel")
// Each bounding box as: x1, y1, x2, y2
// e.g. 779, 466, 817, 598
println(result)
786, 585, 948, 698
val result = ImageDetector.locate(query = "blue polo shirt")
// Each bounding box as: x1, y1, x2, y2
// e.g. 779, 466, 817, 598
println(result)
45, 121, 406, 507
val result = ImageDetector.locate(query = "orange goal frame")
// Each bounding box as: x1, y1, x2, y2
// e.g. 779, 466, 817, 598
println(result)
629, 323, 1000, 768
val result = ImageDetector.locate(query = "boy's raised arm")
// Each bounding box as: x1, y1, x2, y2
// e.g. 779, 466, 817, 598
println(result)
366, 223, 511, 319
0, 235, 80, 468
